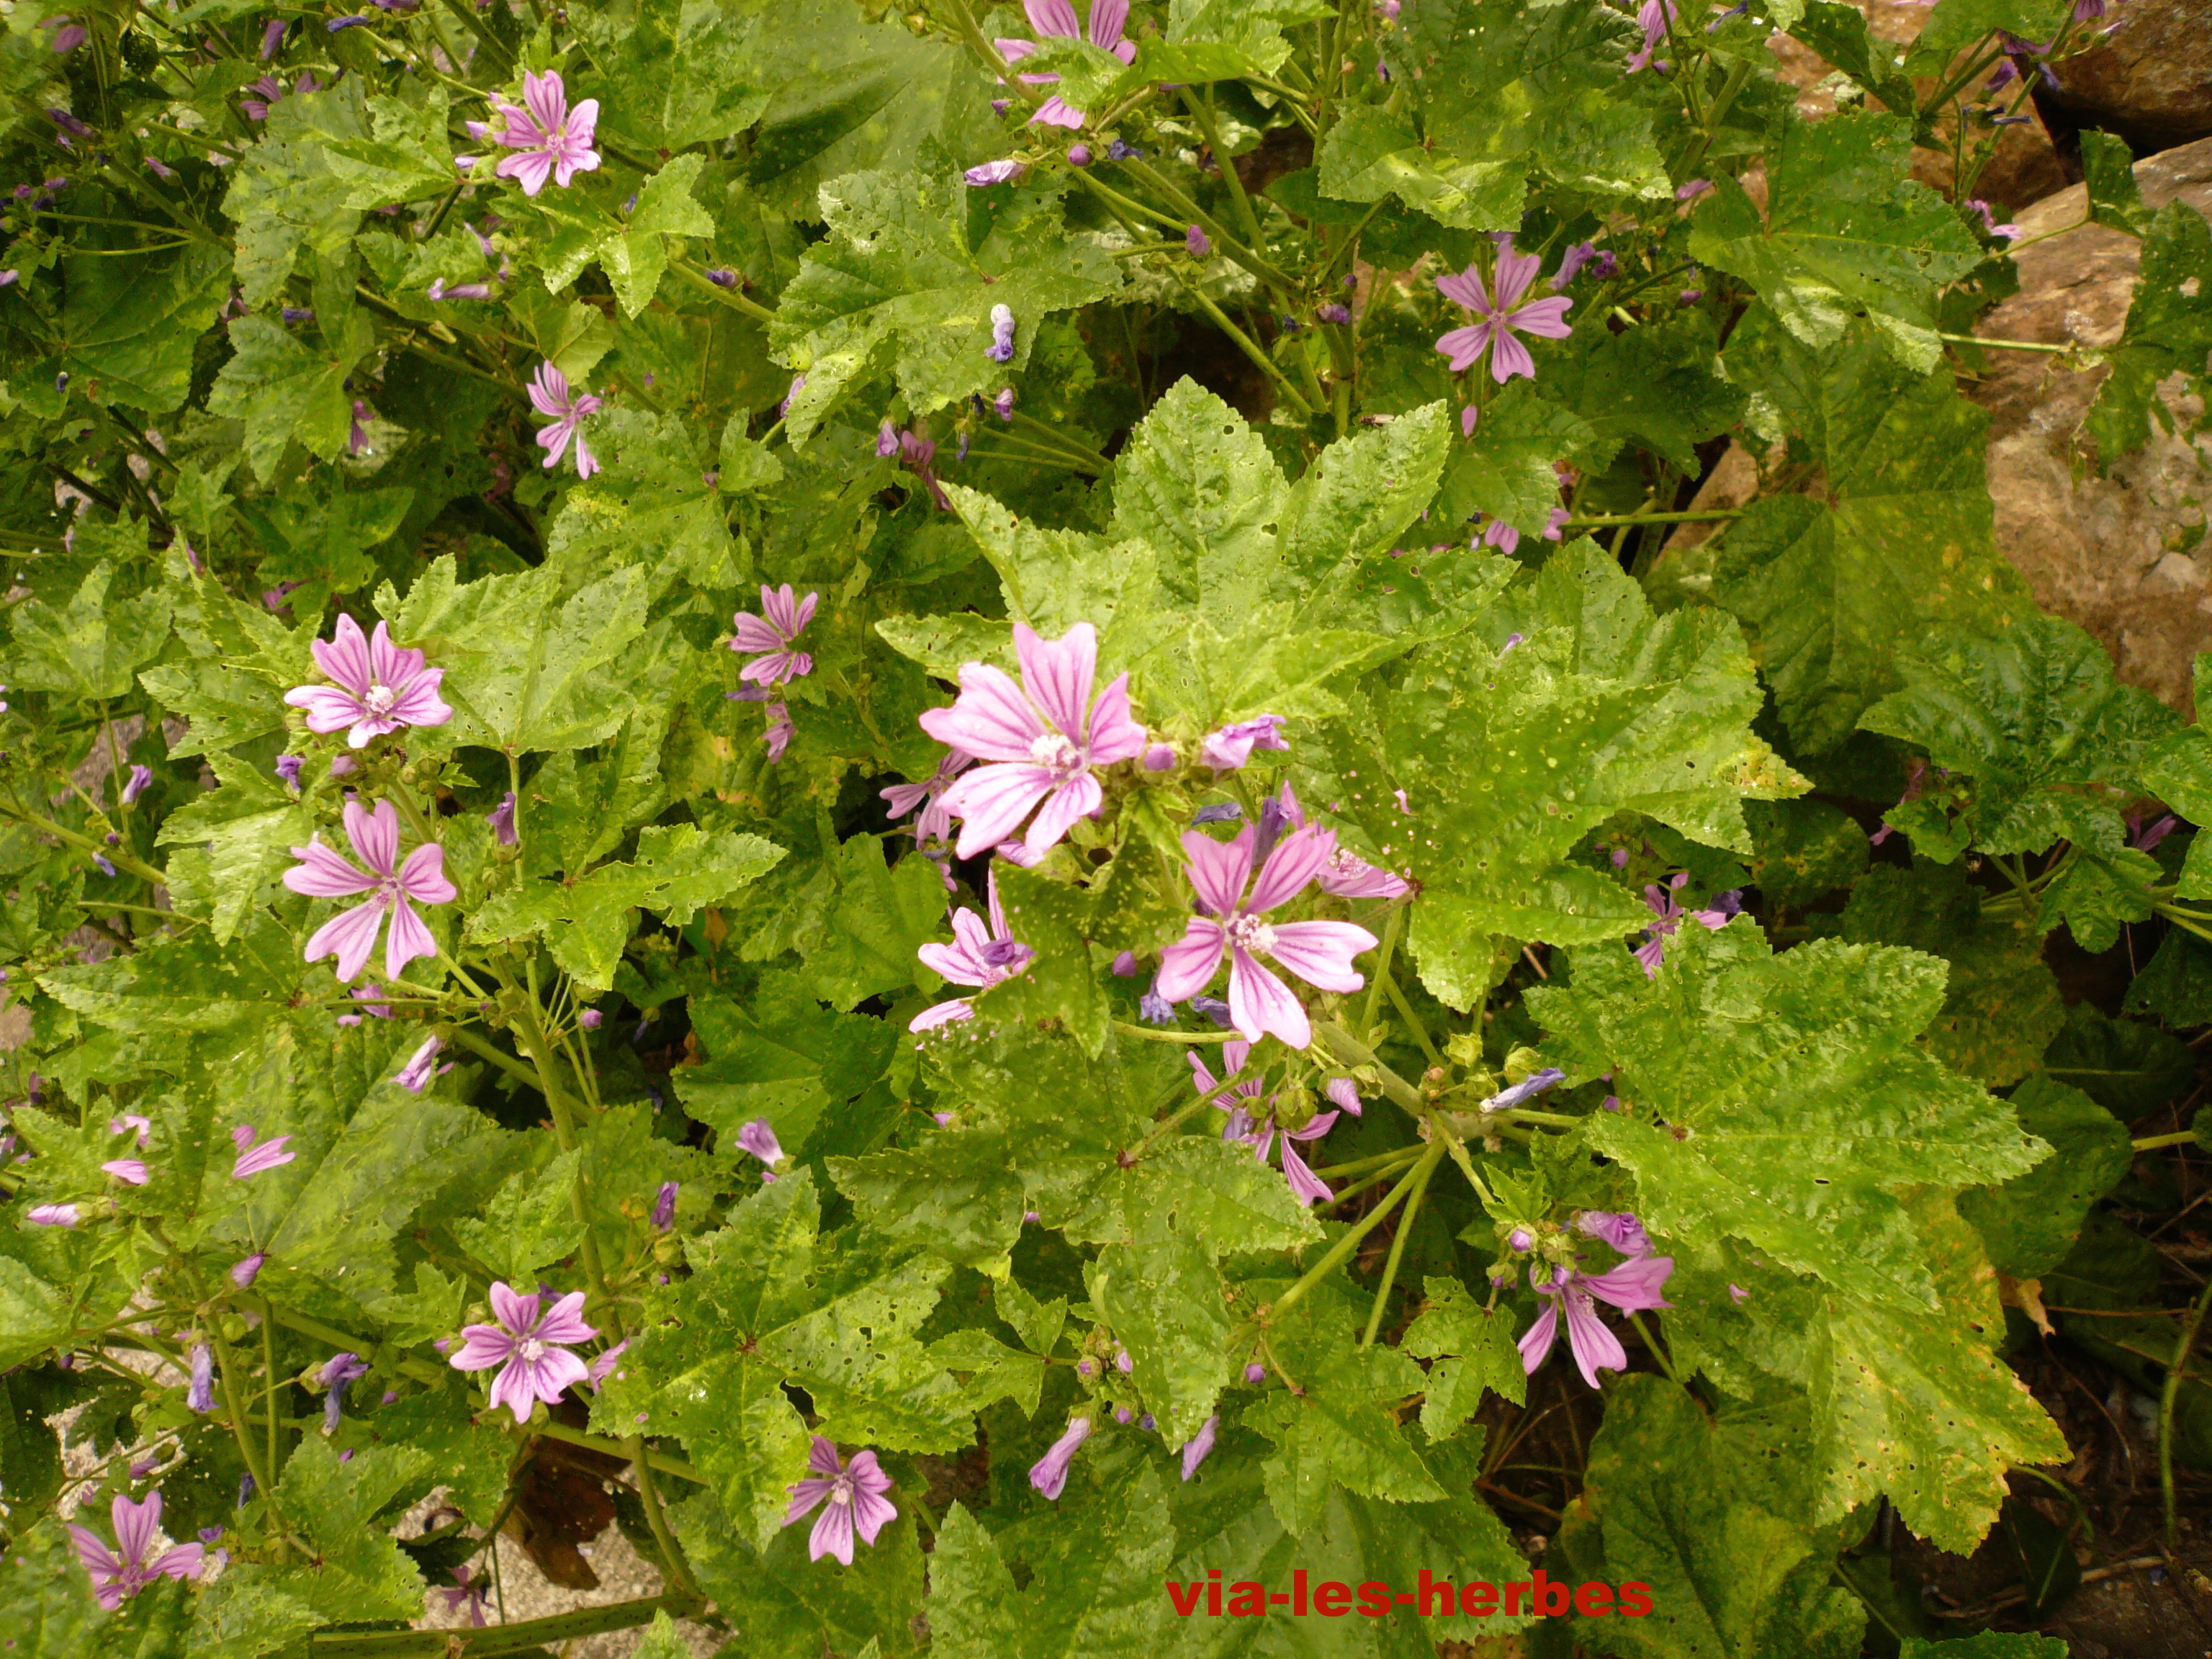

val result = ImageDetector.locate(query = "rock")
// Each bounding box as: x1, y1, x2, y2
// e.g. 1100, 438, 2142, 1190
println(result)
1966, 135, 2212, 720
2039, 0, 2212, 157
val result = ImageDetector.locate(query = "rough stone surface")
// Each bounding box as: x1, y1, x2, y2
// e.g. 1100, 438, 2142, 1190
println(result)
1966, 135, 2212, 720
2040, 0, 2212, 156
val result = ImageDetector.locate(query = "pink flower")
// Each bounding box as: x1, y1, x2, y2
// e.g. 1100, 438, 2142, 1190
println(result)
66, 1491, 203, 1609
490, 70, 600, 197
1029, 1416, 1092, 1500
394, 1035, 443, 1094
528, 361, 601, 479
1190, 1040, 1340, 1204
911, 870, 1035, 1031
588, 1339, 629, 1389
27, 1202, 78, 1226
1479, 505, 1570, 556
783, 1437, 899, 1564
449, 1282, 597, 1423
995, 0, 1136, 128
881, 748, 975, 848
735, 1118, 785, 1176
1436, 246, 1575, 384
282, 799, 458, 983
1968, 198, 2023, 241
101, 1158, 148, 1185
1179, 1413, 1220, 1480
1154, 824, 1378, 1049
230, 1124, 296, 1179
1274, 783, 1410, 899
1198, 714, 1287, 773
1517, 1256, 1675, 1389
1633, 871, 1735, 976
763, 699, 794, 763
730, 585, 819, 686
1627, 0, 1676, 72
918, 623, 1149, 860
284, 615, 452, 748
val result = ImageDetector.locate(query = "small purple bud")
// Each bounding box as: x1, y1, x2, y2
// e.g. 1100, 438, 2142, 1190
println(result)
963, 159, 1027, 186
986, 302, 1016, 364
1678, 289, 1704, 306
580, 1009, 603, 1030
1184, 225, 1210, 255
1115, 1348, 1133, 1373
1143, 743, 1176, 771
652, 1181, 678, 1230
1191, 802, 1242, 825
1106, 140, 1141, 161
274, 755, 303, 791
51, 23, 87, 53
1191, 995, 1234, 1029
327, 14, 372, 30
1115, 1406, 1133, 1424
121, 764, 153, 805
1244, 1362, 1267, 1384
487, 791, 517, 846
1509, 1228, 1534, 1252
188, 1344, 216, 1413
1139, 988, 1174, 1025
1317, 303, 1352, 324
1111, 950, 1138, 977
199, 1527, 223, 1545
1610, 848, 1629, 868
994, 387, 1015, 421
1675, 179, 1712, 202
736, 1118, 784, 1166
706, 267, 739, 289
230, 1252, 266, 1287
94, 855, 117, 878
1068, 144, 1092, 166
260, 18, 287, 55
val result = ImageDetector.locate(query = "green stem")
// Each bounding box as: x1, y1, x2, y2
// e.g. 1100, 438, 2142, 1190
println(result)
262, 1305, 446, 1385
1262, 1141, 1447, 1329
1115, 157, 1298, 297
1007, 410, 1112, 474
205, 1318, 286, 1555
437, 0, 513, 69
627, 1432, 701, 1598
1165, 265, 1316, 416
1313, 1021, 1425, 1118
1125, 1059, 1264, 1159
1179, 88, 1271, 260
444, 1024, 549, 1092
1557, 509, 1743, 529
1358, 905, 1406, 1041
1311, 1146, 1425, 1179
1359, 1147, 1437, 1346
2163, 1272, 2212, 1547
667, 258, 778, 326
530, 1418, 703, 1483
1627, 1310, 1683, 1386
306, 1593, 704, 1656
1939, 333, 2074, 354
260, 1300, 282, 1512
1380, 968, 1444, 1071
1115, 1020, 1238, 1044
2136, 1130, 2197, 1151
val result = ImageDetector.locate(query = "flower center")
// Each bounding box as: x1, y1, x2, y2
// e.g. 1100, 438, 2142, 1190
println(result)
830, 1473, 855, 1506
364, 683, 397, 716
1226, 913, 1275, 956
518, 1338, 547, 1364
1028, 730, 1082, 775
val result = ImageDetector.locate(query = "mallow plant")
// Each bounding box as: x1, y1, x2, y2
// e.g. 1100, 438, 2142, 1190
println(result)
0, 0, 2205, 1655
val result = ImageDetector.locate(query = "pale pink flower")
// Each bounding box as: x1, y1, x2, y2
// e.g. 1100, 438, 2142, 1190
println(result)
282, 799, 457, 982
1436, 246, 1575, 384
1634, 872, 1737, 976
1154, 824, 1377, 1049
918, 623, 1148, 860
527, 361, 601, 479
911, 870, 1034, 1031
449, 1282, 597, 1423
730, 585, 818, 686
27, 1202, 78, 1226
1028, 1415, 1091, 1499
1190, 1039, 1339, 1204
490, 70, 600, 196
995, 0, 1136, 128
230, 1124, 296, 1179
1518, 1256, 1674, 1389
1627, 0, 1676, 72
881, 747, 975, 848
1197, 714, 1286, 773
783, 1437, 898, 1564
101, 1158, 148, 1185
66, 1491, 203, 1609
1274, 783, 1410, 899
283, 614, 452, 747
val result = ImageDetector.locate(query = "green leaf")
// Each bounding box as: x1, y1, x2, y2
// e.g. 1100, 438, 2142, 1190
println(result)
220, 84, 369, 306
1532, 922, 2045, 1308
153, 751, 311, 944
1706, 314, 2035, 752
1240, 1280, 1449, 1537
1807, 1194, 2067, 1552
926, 1467, 1182, 1659
1743, 799, 1869, 912
769, 169, 1121, 437
318, 86, 457, 208
1689, 114, 1983, 369
1437, 380, 1598, 538
3, 559, 171, 701
1537, 313, 1746, 472
1400, 1275, 1528, 1438
40, 910, 302, 1035
1859, 613, 2177, 855
1899, 1632, 2072, 1658
2084, 199, 2212, 462
1275, 401, 1455, 587
1107, 377, 1286, 613
2080, 128, 2154, 237
2141, 670, 2212, 899
1320, 539, 1797, 1005
469, 824, 786, 990
787, 833, 948, 1013
830, 1128, 1030, 1274
1316, 104, 1524, 231
1831, 860, 2064, 1087
382, 557, 651, 755
2041, 1001, 2198, 1120
601, 153, 719, 316
55, 235, 231, 415
673, 1481, 925, 1658
1958, 1074, 2130, 1277
207, 313, 378, 480
575, 0, 777, 151
1557, 1376, 1866, 1659
0, 1259, 73, 1372
970, 860, 1110, 1056
1786, 0, 1918, 112
261, 1439, 431, 1621
593, 1170, 968, 1550
1088, 1136, 1323, 1445
454, 1147, 585, 1285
